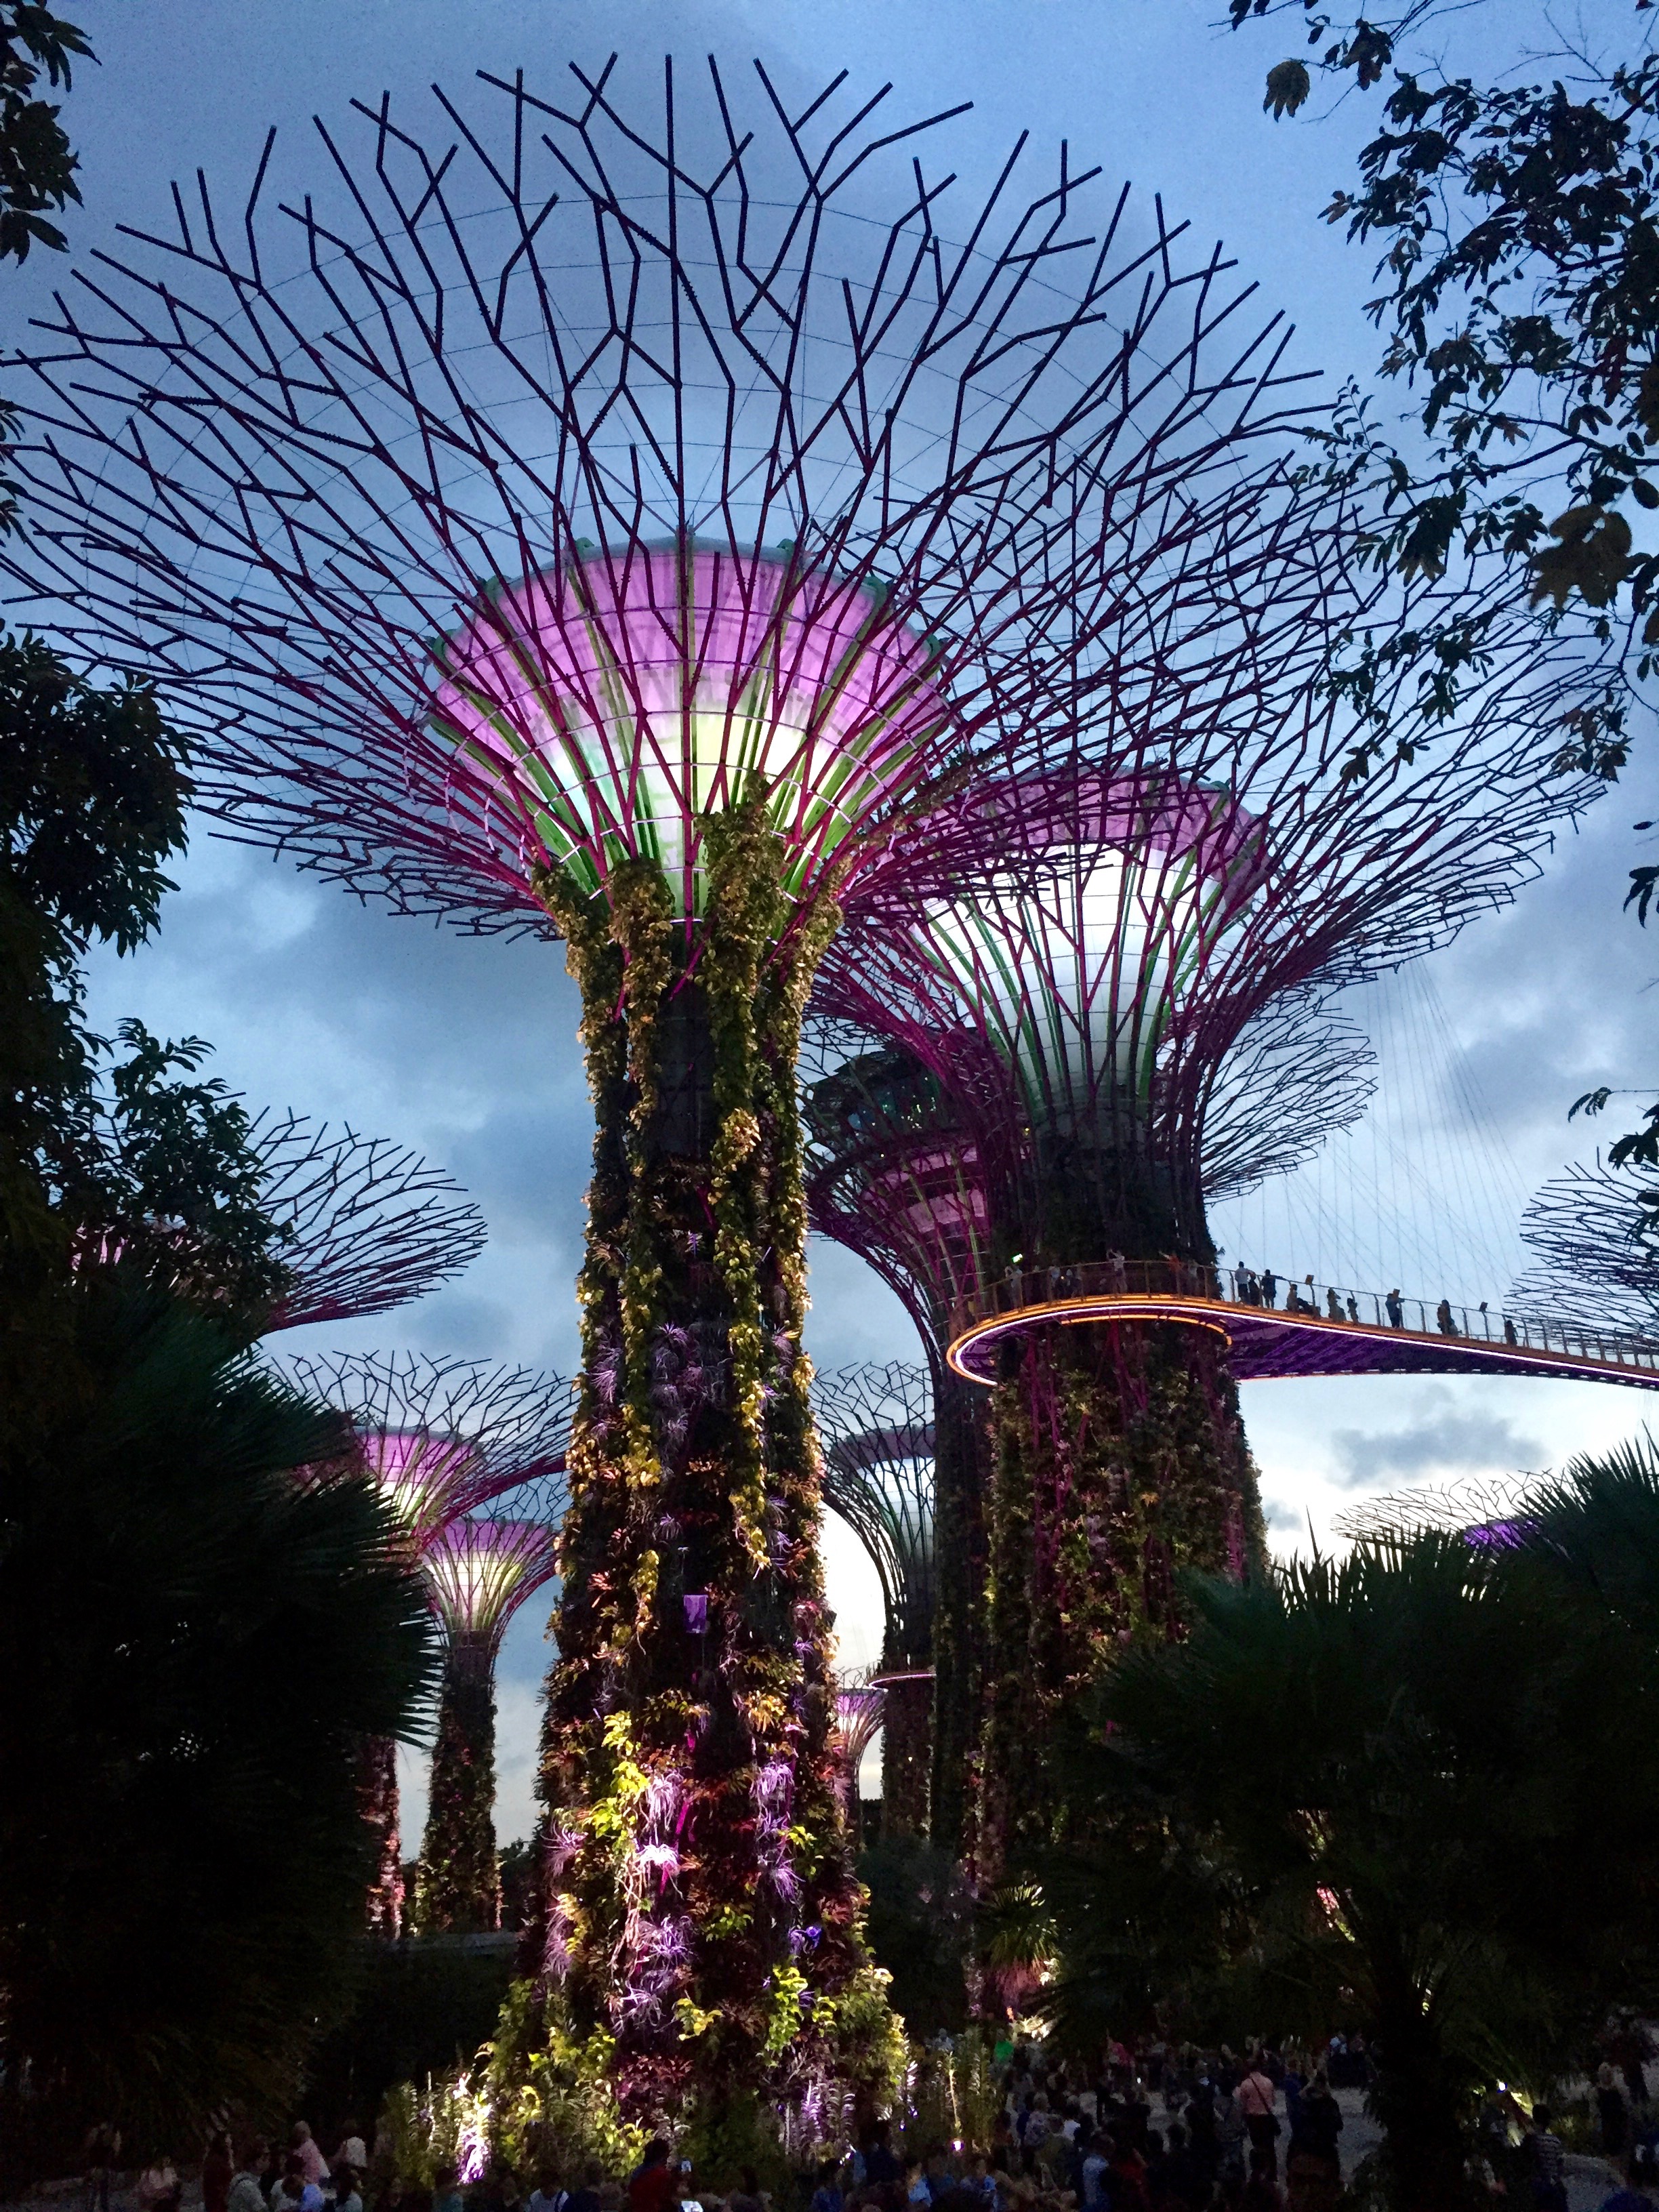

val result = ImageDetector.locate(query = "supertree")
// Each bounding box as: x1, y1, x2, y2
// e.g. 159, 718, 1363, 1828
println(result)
1, 56, 1355, 2108
287, 1352, 576, 1936
801, 997, 1376, 1852
829, 1681, 886, 1833
813, 1362, 937, 1839
413, 1511, 563, 1936
1511, 1162, 1659, 1339
814, 577, 1602, 1881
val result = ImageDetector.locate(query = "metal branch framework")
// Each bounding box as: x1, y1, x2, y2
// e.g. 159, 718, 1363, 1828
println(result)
419, 1515, 562, 1652
251, 1111, 489, 1330
1332, 1473, 1541, 1547
285, 1350, 575, 1544
1511, 1161, 1659, 1338
814, 1361, 937, 1839
830, 1683, 886, 1826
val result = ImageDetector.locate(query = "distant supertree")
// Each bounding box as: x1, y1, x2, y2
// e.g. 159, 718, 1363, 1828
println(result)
814, 1364, 937, 1839
830, 1682, 887, 1829
817, 615, 1598, 1880
1, 57, 1367, 2104
288, 1353, 575, 1935
801, 998, 1375, 1854
1332, 1474, 1540, 1548
414, 1513, 563, 1936
1511, 1162, 1659, 1339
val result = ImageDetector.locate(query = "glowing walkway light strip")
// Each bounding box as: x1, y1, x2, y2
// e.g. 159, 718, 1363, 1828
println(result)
947, 1260, 1659, 1393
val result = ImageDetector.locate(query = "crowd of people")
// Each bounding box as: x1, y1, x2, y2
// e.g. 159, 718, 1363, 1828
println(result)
73, 2030, 1659, 2212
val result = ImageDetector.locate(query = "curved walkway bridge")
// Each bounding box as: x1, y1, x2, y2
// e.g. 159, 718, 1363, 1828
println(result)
946, 1260, 1659, 1393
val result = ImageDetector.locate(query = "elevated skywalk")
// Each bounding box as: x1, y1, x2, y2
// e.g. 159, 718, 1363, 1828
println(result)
946, 1259, 1659, 1392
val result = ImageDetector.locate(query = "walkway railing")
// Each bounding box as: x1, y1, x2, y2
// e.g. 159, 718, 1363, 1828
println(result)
949, 1258, 1659, 1377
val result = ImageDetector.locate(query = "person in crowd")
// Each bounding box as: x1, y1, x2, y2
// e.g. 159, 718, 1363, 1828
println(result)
1345, 1294, 1359, 1322
288, 2129, 329, 2191
332, 2127, 368, 2179
812, 2160, 845, 2212
903, 2155, 929, 2209
228, 2144, 268, 2212
629, 2147, 677, 2212
1214, 2088, 1248, 2186
333, 2171, 365, 2212
1605, 2065, 1635, 2160
1436, 1296, 1458, 1336
1284, 2074, 1343, 2212
84, 2123, 122, 2212
1525, 2106, 1569, 2212
203, 2132, 235, 2212
863, 2126, 900, 2196
676, 2162, 702, 2212
529, 2170, 567, 2212
1260, 1270, 1279, 1310
1235, 2056, 1280, 2171
137, 2155, 182, 2212
1078, 2130, 1109, 2211
270, 2162, 320, 2212
1385, 1290, 1404, 1328
1242, 2149, 1283, 2211
964, 2152, 1000, 2212
565, 2165, 605, 2212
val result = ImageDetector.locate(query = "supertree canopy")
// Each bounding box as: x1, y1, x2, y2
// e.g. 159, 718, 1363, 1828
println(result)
81, 1103, 487, 1333
287, 1352, 575, 1935
814, 540, 1601, 1879
813, 1363, 937, 1839
1511, 1162, 1659, 1340
251, 1113, 489, 1330
1, 50, 1369, 2106
414, 1513, 563, 1936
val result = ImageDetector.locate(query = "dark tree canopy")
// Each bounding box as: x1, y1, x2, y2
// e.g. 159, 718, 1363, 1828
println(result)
0, 1290, 439, 2165
0, 2, 90, 265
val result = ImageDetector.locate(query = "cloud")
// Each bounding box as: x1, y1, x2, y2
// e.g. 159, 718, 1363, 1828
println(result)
1326, 1395, 1547, 1490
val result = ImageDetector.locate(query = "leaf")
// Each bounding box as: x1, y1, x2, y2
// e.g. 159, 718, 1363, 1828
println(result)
1265, 58, 1312, 119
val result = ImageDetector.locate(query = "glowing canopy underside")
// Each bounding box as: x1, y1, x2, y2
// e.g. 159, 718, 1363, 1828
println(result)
433, 548, 950, 920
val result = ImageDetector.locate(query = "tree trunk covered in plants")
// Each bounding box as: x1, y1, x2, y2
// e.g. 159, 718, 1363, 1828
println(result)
359, 1735, 404, 1939
879, 1672, 932, 1839
414, 1639, 501, 1935
974, 1315, 1262, 1887
928, 1366, 990, 1860
525, 810, 892, 2118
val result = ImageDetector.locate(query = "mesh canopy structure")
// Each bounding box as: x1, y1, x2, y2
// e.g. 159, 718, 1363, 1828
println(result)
1511, 1162, 1659, 1338
0, 59, 1359, 947
286, 1351, 575, 1544
419, 1516, 562, 1654
251, 1111, 487, 1328
1332, 1475, 1540, 1547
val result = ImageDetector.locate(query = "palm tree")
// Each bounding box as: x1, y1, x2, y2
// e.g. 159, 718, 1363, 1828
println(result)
0, 1285, 439, 2166
1010, 1537, 1659, 2211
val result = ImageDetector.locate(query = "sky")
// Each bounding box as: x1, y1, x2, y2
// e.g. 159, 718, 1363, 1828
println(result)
14, 0, 1657, 1845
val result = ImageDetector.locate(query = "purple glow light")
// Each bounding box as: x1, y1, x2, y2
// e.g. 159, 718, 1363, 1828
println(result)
432, 549, 950, 920
683, 1593, 710, 1635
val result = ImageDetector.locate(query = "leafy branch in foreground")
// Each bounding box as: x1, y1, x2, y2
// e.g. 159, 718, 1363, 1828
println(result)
1231, 3, 1659, 780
